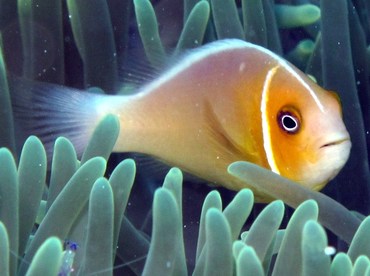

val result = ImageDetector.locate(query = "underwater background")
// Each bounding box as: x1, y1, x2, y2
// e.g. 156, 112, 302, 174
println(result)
0, 0, 370, 275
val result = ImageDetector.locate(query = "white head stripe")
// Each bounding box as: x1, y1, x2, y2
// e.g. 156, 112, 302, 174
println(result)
261, 66, 280, 174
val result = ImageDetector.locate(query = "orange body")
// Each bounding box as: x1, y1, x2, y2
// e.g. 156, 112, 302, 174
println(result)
95, 40, 351, 201
12, 39, 351, 202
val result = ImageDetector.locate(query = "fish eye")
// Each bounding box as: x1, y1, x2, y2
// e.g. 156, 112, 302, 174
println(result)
277, 110, 300, 134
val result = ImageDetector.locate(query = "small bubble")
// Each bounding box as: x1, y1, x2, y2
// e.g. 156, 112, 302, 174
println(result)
166, 261, 171, 268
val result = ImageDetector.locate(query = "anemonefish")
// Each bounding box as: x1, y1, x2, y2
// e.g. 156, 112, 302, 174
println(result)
11, 39, 351, 202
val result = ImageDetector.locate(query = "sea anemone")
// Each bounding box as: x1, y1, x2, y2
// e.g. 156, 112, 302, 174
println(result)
0, 120, 369, 274
0, 0, 369, 275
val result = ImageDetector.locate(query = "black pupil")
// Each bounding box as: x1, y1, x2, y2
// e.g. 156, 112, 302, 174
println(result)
282, 115, 297, 130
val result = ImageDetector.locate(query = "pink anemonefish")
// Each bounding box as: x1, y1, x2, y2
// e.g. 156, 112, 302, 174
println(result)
11, 39, 351, 202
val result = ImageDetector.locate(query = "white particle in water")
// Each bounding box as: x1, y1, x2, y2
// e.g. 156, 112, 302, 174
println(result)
324, 246, 336, 256
239, 62, 246, 72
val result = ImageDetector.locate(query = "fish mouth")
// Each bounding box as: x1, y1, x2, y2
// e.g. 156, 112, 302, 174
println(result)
320, 137, 351, 148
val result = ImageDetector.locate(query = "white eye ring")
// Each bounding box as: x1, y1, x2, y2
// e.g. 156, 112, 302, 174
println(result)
278, 112, 300, 134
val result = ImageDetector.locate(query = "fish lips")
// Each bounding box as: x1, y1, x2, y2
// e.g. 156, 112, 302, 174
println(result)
318, 135, 352, 180
320, 137, 351, 149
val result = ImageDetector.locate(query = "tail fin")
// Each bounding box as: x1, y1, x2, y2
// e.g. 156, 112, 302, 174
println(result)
9, 77, 106, 157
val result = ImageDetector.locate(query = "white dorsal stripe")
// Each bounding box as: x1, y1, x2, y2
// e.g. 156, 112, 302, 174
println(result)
244, 41, 325, 112
274, 56, 325, 112
138, 39, 325, 111
138, 39, 248, 95
261, 66, 280, 174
